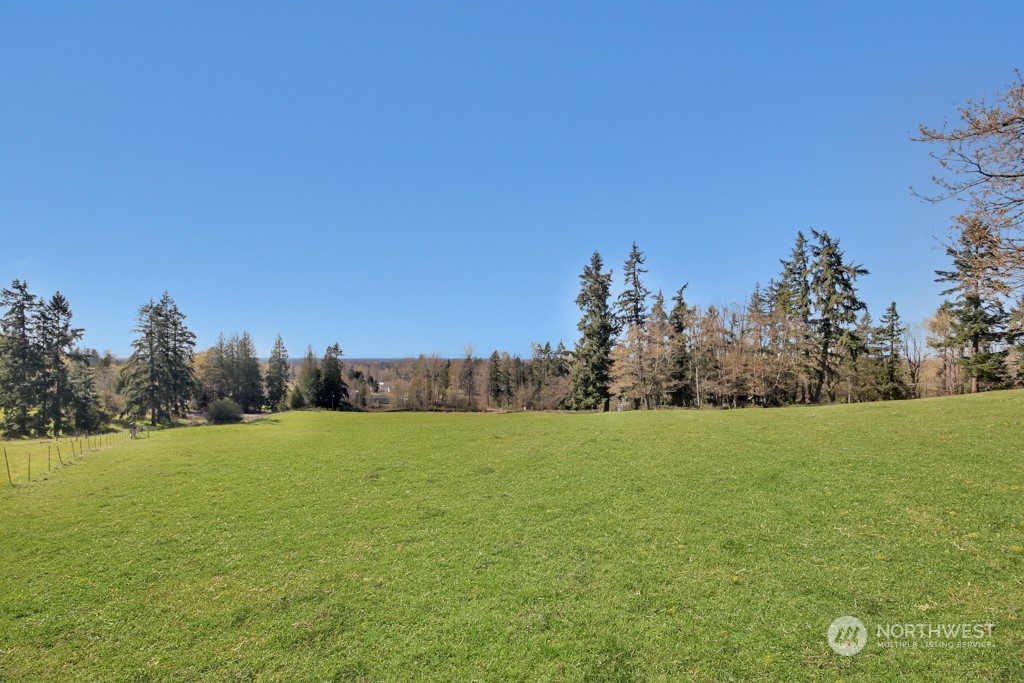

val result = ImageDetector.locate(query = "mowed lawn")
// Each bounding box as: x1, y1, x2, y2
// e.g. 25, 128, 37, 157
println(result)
1, 394, 1022, 681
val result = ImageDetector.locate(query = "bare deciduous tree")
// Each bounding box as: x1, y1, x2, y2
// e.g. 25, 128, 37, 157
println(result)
915, 73, 1024, 290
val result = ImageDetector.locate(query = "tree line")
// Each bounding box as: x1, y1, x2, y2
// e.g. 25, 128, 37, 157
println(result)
0, 283, 353, 436
562, 233, 902, 411
2, 73, 1023, 430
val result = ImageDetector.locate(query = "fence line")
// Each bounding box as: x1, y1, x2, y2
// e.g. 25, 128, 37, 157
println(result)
3, 431, 132, 486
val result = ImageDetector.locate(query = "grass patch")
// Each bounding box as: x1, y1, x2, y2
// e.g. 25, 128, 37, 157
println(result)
1, 394, 1022, 680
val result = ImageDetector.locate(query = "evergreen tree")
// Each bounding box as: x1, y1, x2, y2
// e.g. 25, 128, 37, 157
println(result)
774, 232, 812, 325
841, 311, 878, 403
806, 230, 869, 403
771, 232, 817, 403
646, 291, 674, 408
935, 213, 1014, 393
555, 341, 570, 377
0, 280, 43, 437
439, 359, 452, 400
234, 332, 265, 412
459, 344, 477, 410
200, 335, 232, 405
523, 341, 570, 409
67, 357, 105, 432
289, 385, 307, 410
666, 285, 694, 406
37, 292, 85, 437
947, 294, 1010, 392
616, 242, 650, 332
875, 302, 908, 400
566, 252, 615, 410
487, 350, 505, 407
265, 334, 290, 410
501, 353, 521, 407
119, 293, 196, 425
297, 346, 322, 408
319, 342, 349, 410
160, 293, 197, 418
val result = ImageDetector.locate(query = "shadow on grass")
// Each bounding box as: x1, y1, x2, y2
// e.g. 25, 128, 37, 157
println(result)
242, 417, 283, 427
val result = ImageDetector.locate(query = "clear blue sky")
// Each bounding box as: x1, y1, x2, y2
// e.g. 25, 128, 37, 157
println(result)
3, 1, 1023, 359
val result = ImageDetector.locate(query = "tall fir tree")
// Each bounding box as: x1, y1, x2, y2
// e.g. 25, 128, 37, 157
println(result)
234, 332, 265, 412
119, 293, 196, 425
644, 291, 674, 408
566, 252, 615, 410
875, 302, 908, 400
771, 232, 816, 402
319, 343, 349, 410
459, 344, 477, 410
806, 230, 869, 403
161, 292, 197, 418
616, 242, 650, 332
297, 346, 322, 407
265, 334, 290, 410
774, 232, 812, 325
500, 354, 519, 407
487, 350, 505, 407
67, 357, 105, 433
946, 294, 1010, 392
37, 292, 85, 436
666, 285, 694, 407
0, 280, 43, 437
935, 213, 1013, 393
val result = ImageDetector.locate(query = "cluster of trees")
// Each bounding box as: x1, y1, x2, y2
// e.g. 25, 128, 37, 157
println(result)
0, 281, 104, 437
0, 283, 354, 434
114, 297, 349, 423
487, 343, 570, 410
292, 344, 349, 411
389, 227, 949, 413
117, 294, 355, 422
564, 235, 915, 410
195, 333, 268, 413
361, 343, 569, 412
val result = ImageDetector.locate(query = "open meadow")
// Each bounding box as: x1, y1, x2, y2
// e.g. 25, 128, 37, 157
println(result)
1, 393, 1022, 681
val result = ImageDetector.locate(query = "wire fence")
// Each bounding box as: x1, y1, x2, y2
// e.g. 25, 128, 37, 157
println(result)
2, 430, 144, 487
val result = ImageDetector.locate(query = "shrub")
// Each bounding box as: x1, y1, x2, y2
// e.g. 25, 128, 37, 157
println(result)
207, 398, 243, 425
288, 386, 306, 410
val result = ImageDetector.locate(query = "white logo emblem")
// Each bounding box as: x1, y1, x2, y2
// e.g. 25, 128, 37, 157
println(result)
828, 616, 867, 656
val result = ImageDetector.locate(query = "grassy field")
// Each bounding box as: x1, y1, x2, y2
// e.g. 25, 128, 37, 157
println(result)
1, 393, 1022, 681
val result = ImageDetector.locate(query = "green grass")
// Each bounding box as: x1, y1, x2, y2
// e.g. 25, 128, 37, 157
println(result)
1, 393, 1022, 681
